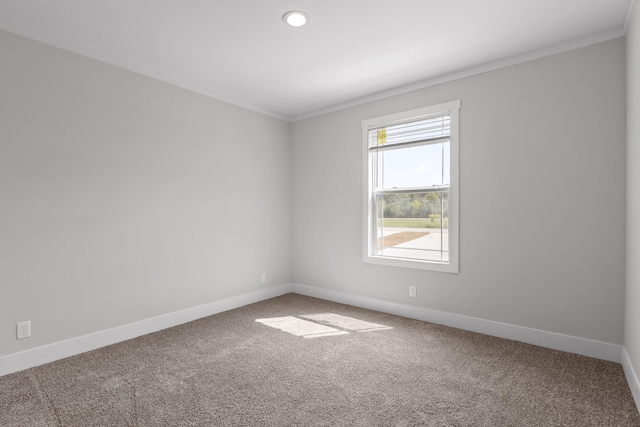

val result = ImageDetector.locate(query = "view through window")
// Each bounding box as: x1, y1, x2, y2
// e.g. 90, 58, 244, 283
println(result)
363, 101, 460, 272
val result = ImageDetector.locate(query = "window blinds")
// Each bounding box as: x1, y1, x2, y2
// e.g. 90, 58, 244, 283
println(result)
368, 112, 451, 152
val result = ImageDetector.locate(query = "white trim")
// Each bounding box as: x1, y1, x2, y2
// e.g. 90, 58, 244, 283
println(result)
0, 20, 623, 123
0, 284, 294, 377
290, 283, 622, 363
625, 0, 638, 36
291, 26, 624, 122
622, 347, 640, 411
0, 282, 626, 377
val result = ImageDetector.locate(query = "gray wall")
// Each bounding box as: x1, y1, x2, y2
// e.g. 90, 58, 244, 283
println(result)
627, 3, 640, 382
292, 39, 627, 345
0, 30, 292, 357
0, 28, 630, 361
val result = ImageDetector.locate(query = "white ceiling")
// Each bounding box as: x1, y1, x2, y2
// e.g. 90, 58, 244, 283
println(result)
0, 0, 634, 121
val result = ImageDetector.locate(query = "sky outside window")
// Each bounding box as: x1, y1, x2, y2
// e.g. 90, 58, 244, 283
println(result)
377, 142, 449, 189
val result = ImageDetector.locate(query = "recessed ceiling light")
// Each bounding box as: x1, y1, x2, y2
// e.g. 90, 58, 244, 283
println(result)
283, 11, 308, 28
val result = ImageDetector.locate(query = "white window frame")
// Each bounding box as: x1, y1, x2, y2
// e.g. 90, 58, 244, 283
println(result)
362, 100, 460, 273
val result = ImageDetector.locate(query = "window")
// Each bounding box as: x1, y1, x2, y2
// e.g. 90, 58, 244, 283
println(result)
362, 100, 460, 272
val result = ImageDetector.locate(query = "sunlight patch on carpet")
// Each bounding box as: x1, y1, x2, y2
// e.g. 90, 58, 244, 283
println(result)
256, 314, 392, 338
255, 316, 349, 338
300, 313, 393, 332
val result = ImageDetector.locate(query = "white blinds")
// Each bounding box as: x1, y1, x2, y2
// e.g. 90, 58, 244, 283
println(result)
368, 112, 451, 152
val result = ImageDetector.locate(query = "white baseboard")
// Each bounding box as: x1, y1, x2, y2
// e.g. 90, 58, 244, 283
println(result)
290, 283, 622, 363
0, 283, 294, 377
0, 282, 625, 378
622, 347, 640, 411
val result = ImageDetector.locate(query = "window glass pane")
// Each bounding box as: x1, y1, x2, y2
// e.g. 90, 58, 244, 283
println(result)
376, 143, 448, 189
375, 192, 449, 262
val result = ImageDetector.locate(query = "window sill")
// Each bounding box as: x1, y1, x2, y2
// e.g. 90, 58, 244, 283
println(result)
363, 254, 458, 273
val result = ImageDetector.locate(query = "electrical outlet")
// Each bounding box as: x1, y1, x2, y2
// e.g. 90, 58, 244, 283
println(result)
261, 273, 267, 283
17, 321, 31, 339
409, 286, 417, 298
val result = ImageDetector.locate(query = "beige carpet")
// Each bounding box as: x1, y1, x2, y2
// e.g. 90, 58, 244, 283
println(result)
1, 293, 639, 426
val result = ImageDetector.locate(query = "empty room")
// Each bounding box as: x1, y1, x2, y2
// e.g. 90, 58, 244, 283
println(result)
2, 0, 640, 425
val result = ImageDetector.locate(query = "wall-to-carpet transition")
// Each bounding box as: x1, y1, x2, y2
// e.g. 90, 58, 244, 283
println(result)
1, 294, 638, 426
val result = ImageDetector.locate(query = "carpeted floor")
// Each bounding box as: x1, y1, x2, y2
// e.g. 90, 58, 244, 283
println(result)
1, 293, 639, 426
